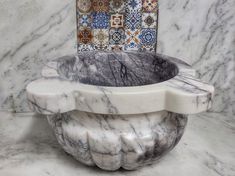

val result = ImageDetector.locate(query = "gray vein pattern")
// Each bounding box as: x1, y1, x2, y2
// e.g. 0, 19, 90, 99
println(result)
0, 0, 76, 112
47, 111, 188, 171
56, 51, 178, 87
0, 0, 234, 117
26, 51, 213, 115
1, 112, 235, 175
158, 0, 235, 117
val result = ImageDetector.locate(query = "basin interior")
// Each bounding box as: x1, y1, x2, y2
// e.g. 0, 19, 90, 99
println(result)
57, 51, 178, 87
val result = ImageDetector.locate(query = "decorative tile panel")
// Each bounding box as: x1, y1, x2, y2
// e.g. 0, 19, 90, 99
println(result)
77, 0, 158, 52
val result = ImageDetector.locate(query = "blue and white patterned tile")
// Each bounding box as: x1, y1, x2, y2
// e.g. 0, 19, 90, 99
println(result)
125, 10, 142, 30
92, 12, 110, 29
140, 28, 157, 51
126, 0, 142, 11
109, 28, 125, 45
125, 29, 140, 50
77, 14, 92, 28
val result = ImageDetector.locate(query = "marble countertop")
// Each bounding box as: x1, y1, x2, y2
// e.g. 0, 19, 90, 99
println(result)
0, 111, 234, 176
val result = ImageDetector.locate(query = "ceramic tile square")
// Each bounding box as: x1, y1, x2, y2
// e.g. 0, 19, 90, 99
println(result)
109, 45, 124, 51
110, 0, 126, 13
92, 0, 110, 12
93, 29, 109, 50
109, 28, 125, 45
125, 10, 142, 30
142, 13, 157, 28
126, 0, 142, 10
77, 0, 92, 13
78, 44, 94, 52
78, 27, 93, 44
143, 0, 158, 12
125, 29, 141, 50
77, 14, 92, 28
92, 12, 110, 29
140, 44, 155, 51
111, 14, 125, 28
140, 28, 157, 49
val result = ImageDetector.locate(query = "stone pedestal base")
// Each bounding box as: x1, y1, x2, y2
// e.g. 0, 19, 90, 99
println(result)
47, 111, 187, 171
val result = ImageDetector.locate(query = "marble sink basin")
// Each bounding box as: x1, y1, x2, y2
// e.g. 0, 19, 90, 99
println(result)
26, 51, 214, 171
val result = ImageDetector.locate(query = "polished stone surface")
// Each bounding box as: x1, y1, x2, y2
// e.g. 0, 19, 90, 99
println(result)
55, 51, 178, 87
0, 0, 234, 117
0, 111, 234, 175
158, 0, 235, 116
27, 53, 213, 115
0, 0, 77, 112
26, 52, 213, 171
47, 111, 187, 170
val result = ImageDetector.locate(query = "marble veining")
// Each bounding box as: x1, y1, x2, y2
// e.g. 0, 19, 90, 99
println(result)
0, 0, 234, 117
53, 51, 178, 87
0, 0, 77, 112
158, 0, 235, 117
26, 51, 214, 170
27, 52, 214, 115
0, 111, 235, 175
47, 111, 187, 170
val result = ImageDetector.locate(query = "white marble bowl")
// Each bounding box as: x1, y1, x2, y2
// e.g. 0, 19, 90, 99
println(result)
26, 51, 214, 171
